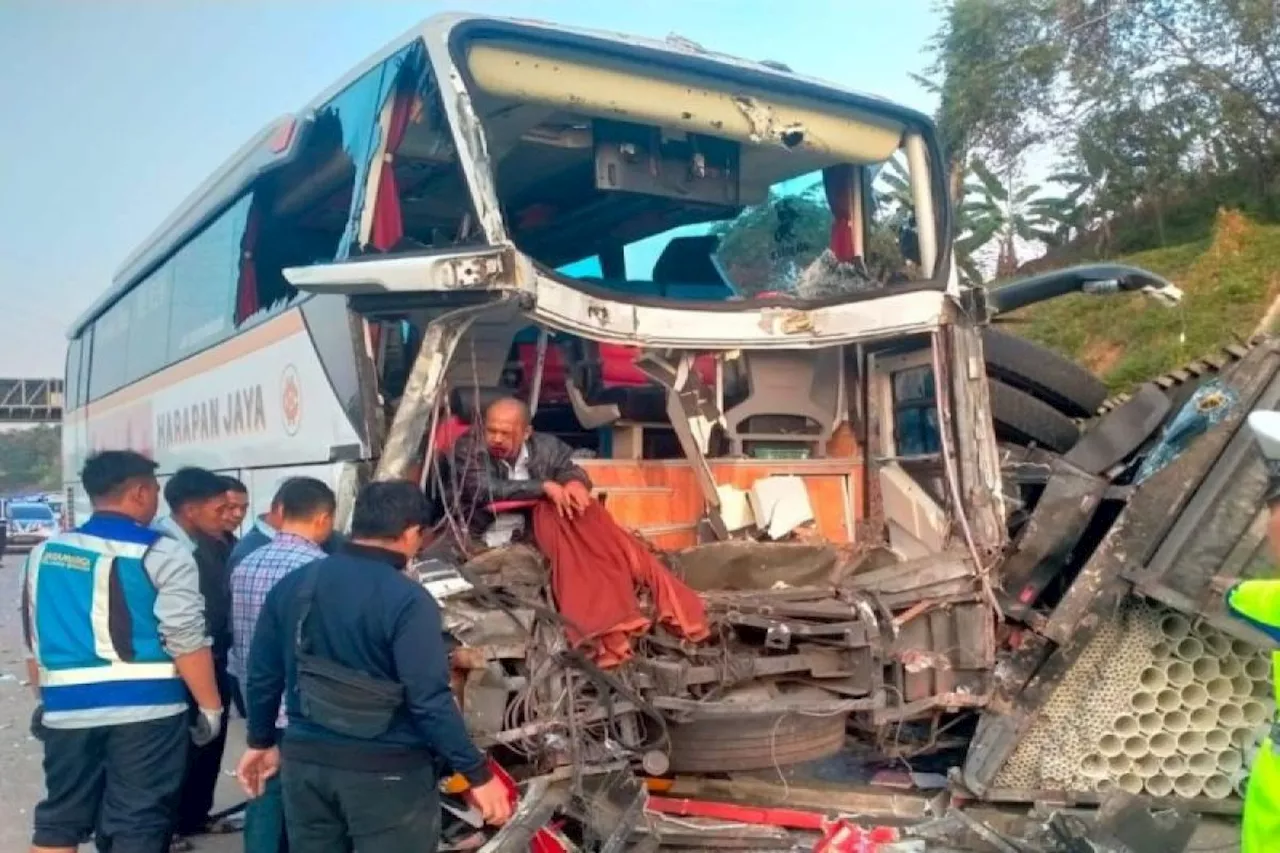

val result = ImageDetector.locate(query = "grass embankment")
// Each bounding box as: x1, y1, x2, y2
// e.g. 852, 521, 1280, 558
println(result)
1011, 210, 1280, 392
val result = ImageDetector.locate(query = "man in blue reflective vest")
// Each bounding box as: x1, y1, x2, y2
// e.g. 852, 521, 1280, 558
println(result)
22, 450, 222, 853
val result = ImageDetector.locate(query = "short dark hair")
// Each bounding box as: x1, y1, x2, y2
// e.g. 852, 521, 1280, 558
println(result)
350, 481, 434, 540
81, 451, 158, 500
276, 477, 336, 521
269, 477, 299, 510
220, 476, 248, 495
164, 467, 229, 512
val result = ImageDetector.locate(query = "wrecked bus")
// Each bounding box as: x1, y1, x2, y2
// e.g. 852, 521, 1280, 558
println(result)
65, 10, 1264, 849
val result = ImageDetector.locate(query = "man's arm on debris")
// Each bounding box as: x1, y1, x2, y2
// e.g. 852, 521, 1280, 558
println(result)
245, 582, 289, 749
452, 434, 546, 503
391, 585, 492, 786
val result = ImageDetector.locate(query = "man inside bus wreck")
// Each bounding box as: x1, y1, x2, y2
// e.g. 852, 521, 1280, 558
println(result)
22, 450, 220, 853
449, 396, 592, 541
155, 468, 236, 843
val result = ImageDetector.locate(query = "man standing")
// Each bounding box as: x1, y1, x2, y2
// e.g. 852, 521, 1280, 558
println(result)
155, 468, 235, 843
22, 450, 221, 853
230, 478, 335, 853
218, 475, 251, 718
220, 477, 250, 547
230, 479, 343, 573
229, 494, 284, 572
450, 396, 592, 543
237, 481, 512, 849
1226, 411, 1280, 852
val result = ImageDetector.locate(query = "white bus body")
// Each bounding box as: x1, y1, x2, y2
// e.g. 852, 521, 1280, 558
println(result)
63, 13, 978, 542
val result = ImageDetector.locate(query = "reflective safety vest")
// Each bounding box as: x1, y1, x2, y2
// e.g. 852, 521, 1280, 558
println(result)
1226, 579, 1280, 853
25, 515, 186, 715
1227, 579, 1280, 684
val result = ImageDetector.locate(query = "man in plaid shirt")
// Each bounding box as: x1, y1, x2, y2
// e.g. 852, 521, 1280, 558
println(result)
229, 477, 336, 853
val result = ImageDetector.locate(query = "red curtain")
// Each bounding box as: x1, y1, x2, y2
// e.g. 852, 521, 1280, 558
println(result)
823, 164, 857, 263
234, 201, 263, 325
369, 86, 415, 252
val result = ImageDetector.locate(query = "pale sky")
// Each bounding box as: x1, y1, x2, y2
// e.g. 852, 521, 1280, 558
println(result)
0, 0, 938, 377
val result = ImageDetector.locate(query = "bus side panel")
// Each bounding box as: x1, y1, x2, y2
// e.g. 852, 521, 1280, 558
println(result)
74, 309, 364, 474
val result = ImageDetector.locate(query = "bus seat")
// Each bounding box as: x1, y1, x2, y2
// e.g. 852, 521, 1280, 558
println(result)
515, 341, 569, 401
449, 386, 508, 423
723, 348, 843, 456
599, 345, 717, 388
433, 415, 471, 455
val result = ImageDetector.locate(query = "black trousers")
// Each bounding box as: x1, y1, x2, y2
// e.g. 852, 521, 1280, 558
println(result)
174, 664, 232, 835
34, 713, 189, 853
281, 760, 440, 853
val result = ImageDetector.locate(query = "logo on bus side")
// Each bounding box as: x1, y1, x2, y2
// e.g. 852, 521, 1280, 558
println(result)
281, 364, 302, 436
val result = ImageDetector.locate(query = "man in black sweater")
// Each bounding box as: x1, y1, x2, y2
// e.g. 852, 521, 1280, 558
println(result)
156, 467, 237, 845
236, 481, 510, 849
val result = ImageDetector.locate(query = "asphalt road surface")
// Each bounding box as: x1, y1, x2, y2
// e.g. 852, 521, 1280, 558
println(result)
0, 551, 243, 852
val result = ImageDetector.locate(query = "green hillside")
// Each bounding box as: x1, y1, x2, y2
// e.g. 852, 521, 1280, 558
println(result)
1011, 210, 1280, 392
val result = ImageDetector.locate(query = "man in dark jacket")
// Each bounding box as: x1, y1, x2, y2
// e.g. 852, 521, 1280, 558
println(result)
449, 396, 592, 542
155, 467, 236, 844
236, 481, 511, 849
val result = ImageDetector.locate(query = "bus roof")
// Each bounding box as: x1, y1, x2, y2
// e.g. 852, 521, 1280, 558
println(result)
72, 12, 937, 340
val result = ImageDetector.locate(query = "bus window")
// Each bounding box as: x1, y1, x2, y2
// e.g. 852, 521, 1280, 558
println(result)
169, 195, 252, 361
64, 337, 83, 412
127, 264, 173, 381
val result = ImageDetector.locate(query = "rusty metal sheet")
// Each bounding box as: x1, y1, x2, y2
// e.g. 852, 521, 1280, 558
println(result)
963, 342, 1280, 797
999, 456, 1108, 614
1063, 382, 1169, 474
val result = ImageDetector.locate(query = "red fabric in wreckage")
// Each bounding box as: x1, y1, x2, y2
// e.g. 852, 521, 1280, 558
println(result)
823, 164, 857, 263
233, 201, 262, 325
531, 501, 709, 667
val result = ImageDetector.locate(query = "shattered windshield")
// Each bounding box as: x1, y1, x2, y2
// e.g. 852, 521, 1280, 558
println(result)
558, 161, 927, 301
462, 32, 942, 305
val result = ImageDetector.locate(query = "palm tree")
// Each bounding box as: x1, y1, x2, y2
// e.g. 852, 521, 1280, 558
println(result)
963, 156, 1065, 279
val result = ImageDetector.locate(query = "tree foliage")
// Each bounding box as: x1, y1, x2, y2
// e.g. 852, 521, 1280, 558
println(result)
0, 426, 61, 493
919, 0, 1062, 203
925, 0, 1280, 262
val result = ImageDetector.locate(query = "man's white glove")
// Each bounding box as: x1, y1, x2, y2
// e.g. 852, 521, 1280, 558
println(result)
191, 706, 224, 747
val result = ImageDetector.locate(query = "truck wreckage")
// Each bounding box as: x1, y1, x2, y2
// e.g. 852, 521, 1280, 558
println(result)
251, 12, 1272, 850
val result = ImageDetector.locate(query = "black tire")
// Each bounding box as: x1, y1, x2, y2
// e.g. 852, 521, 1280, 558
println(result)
989, 379, 1081, 453
667, 712, 846, 773
982, 328, 1107, 418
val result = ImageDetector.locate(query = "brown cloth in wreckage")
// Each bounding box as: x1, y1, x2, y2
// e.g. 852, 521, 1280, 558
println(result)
532, 501, 709, 667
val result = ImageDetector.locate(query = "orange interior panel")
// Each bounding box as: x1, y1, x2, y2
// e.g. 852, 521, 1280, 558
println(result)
582, 459, 865, 550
